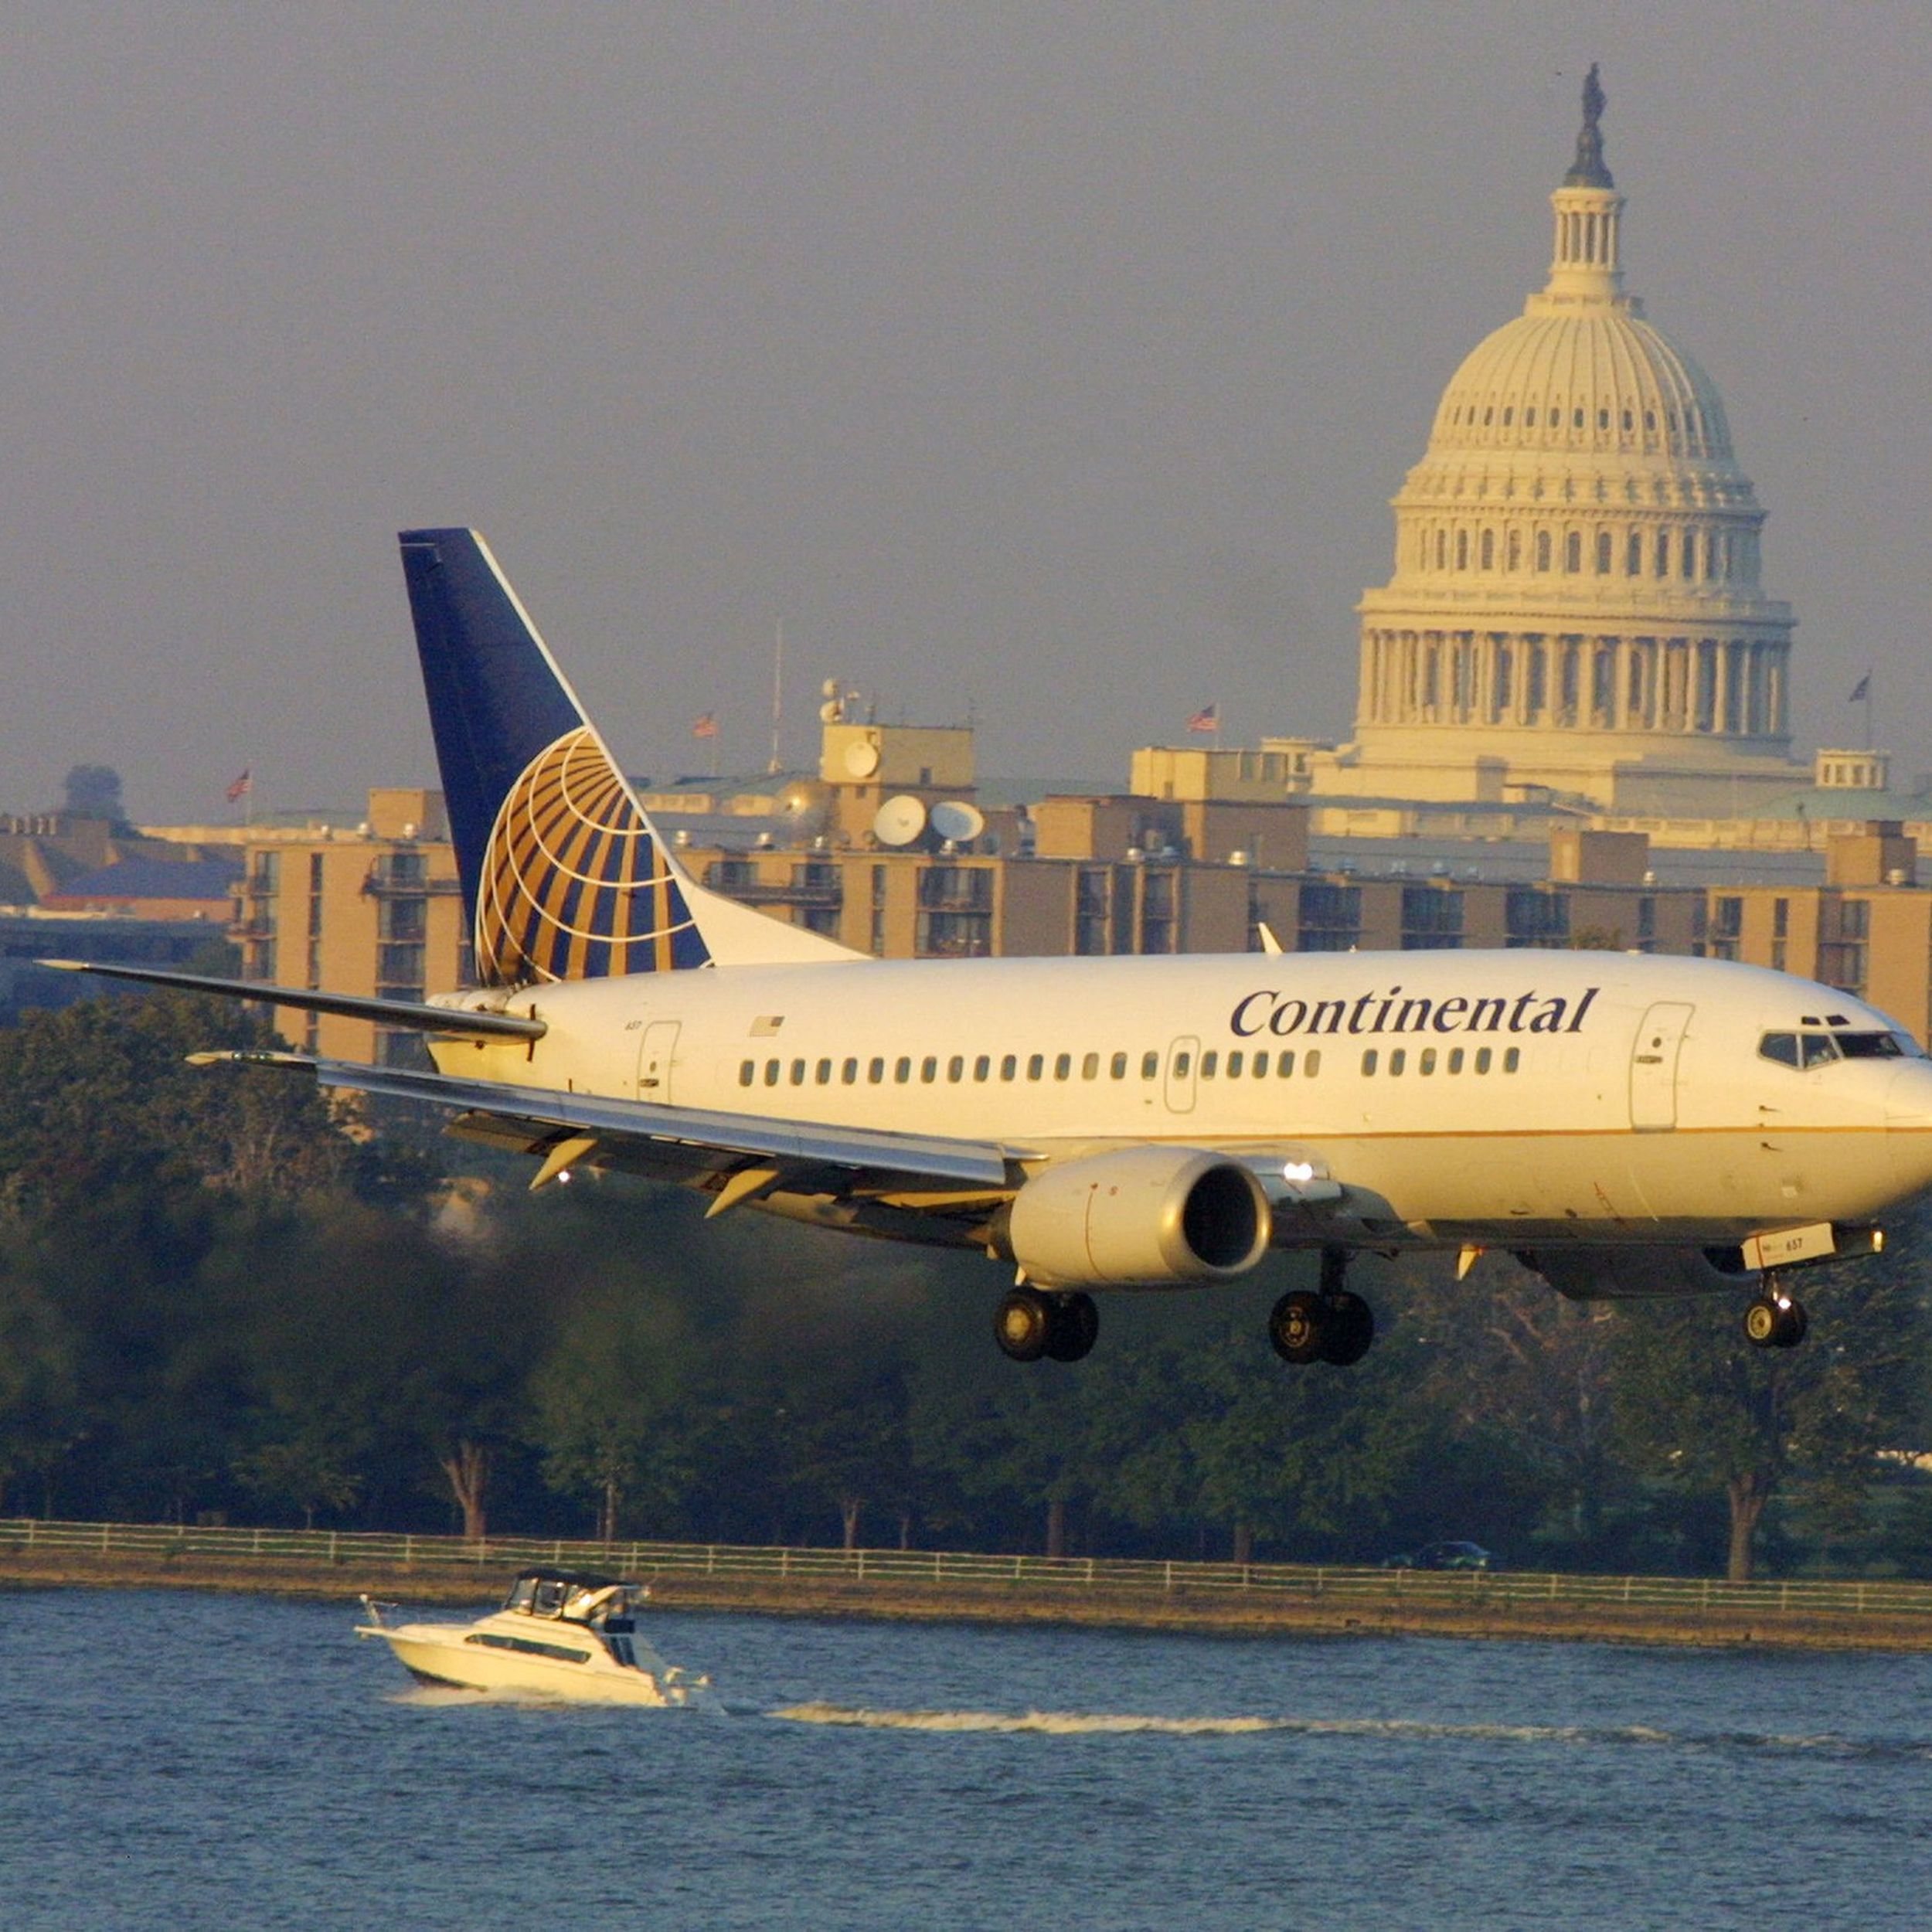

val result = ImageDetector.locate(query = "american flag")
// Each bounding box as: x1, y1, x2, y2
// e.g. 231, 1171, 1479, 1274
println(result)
692, 713, 719, 740
225, 768, 252, 803
1187, 704, 1219, 734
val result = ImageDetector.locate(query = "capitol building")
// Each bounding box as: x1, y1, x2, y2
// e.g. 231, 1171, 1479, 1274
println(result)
1306, 70, 1809, 817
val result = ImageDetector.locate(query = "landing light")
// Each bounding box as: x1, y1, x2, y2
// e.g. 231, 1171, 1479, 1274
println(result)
1283, 1162, 1315, 1183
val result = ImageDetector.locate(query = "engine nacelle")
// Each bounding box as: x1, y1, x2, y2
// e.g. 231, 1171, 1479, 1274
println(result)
1515, 1245, 1757, 1302
1006, 1146, 1272, 1289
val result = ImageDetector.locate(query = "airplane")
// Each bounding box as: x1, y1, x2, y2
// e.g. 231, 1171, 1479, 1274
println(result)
49, 529, 1932, 1366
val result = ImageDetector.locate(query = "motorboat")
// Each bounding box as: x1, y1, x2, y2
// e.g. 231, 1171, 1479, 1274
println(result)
356, 1568, 710, 1706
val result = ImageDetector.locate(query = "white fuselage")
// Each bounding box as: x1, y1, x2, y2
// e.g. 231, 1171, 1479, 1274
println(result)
431, 949, 1932, 1248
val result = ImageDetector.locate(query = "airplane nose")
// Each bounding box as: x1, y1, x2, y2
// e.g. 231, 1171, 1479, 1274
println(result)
1885, 1064, 1932, 1196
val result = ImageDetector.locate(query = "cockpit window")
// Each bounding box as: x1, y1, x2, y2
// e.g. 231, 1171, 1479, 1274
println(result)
1757, 1029, 1896, 1068
1835, 1031, 1907, 1060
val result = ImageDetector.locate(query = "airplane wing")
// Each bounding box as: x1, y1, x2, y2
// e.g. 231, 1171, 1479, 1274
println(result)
191, 1049, 1017, 1192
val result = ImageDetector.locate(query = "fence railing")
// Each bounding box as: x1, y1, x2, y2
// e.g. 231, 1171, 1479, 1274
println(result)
6, 1517, 1932, 1621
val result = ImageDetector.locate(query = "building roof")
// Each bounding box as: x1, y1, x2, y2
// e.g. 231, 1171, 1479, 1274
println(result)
47, 855, 240, 903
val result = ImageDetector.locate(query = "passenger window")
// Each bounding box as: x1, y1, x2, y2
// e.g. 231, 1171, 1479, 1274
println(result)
1389, 1049, 1406, 1076
1227, 1050, 1244, 1077
1141, 1051, 1160, 1079
1420, 1049, 1436, 1075
1757, 1032, 1799, 1068
1277, 1050, 1295, 1077
1027, 1054, 1044, 1081
1253, 1053, 1268, 1080
1111, 1052, 1128, 1080
1174, 1051, 1192, 1079
1448, 1048, 1464, 1073
1202, 1051, 1219, 1078
1082, 1053, 1100, 1080
739, 1061, 754, 1087
1504, 1047, 1521, 1073
815, 1059, 832, 1084
764, 1060, 781, 1087
1001, 1054, 1018, 1081
869, 1057, 885, 1083
974, 1055, 991, 1082
1475, 1048, 1492, 1073
947, 1056, 964, 1082
790, 1059, 806, 1085
894, 1057, 911, 1083
920, 1056, 937, 1083
842, 1058, 859, 1084
1304, 1049, 1321, 1077
1053, 1053, 1071, 1080
1362, 1049, 1379, 1075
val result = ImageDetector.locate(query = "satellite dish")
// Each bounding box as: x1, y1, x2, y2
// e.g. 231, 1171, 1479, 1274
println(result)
874, 795, 927, 847
929, 800, 985, 845
845, 740, 881, 778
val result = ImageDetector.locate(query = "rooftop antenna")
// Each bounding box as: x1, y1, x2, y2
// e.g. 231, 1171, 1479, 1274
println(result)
768, 621, 784, 774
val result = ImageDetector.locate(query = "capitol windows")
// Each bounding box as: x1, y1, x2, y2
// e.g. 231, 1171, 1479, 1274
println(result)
1595, 531, 1613, 573
1645, 410, 1657, 432
1597, 408, 1610, 430
1436, 530, 1448, 570
1456, 530, 1469, 570
1506, 529, 1522, 571
1622, 410, 1634, 433
1480, 530, 1495, 570
1525, 408, 1536, 427
1564, 531, 1582, 573
1626, 531, 1642, 576
1573, 408, 1585, 429
1655, 532, 1670, 577
1681, 533, 1696, 580
1502, 407, 1513, 426
1535, 530, 1552, 572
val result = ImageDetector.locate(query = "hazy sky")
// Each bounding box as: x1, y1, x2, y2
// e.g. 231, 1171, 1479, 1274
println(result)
5, 2, 1930, 824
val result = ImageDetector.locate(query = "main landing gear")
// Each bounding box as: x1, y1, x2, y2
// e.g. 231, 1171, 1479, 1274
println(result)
995, 1286, 1100, 1363
1743, 1274, 1808, 1350
1270, 1247, 1376, 1367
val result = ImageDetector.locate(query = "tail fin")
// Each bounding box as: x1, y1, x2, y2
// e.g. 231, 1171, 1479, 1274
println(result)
398, 529, 859, 984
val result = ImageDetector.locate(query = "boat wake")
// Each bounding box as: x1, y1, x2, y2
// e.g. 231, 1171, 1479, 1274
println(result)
768, 1704, 1930, 1758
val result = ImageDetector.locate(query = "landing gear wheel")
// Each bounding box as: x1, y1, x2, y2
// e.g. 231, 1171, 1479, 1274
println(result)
995, 1287, 1052, 1362
1743, 1291, 1808, 1349
1043, 1291, 1099, 1363
1269, 1290, 1325, 1365
1318, 1291, 1376, 1367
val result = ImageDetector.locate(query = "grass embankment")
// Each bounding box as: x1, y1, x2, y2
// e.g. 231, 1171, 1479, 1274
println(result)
6, 1546, 1932, 1651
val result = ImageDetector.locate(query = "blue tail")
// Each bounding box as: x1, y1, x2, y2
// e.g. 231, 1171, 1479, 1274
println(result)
398, 529, 712, 985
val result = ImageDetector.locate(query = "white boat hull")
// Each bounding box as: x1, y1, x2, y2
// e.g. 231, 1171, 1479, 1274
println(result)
358, 1621, 705, 1706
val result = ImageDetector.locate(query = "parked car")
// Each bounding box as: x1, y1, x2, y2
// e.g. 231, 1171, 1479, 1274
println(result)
1383, 1540, 1495, 1572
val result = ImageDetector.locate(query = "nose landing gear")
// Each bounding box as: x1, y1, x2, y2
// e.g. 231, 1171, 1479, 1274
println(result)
1269, 1247, 1376, 1366
1743, 1276, 1808, 1349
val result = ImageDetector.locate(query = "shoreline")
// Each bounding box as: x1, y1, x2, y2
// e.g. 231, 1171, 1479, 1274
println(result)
7, 1549, 1932, 1652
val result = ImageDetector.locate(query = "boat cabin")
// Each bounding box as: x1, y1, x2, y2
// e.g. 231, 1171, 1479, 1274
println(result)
502, 1569, 640, 1634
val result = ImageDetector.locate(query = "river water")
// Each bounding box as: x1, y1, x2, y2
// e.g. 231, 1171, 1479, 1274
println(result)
4, 1586, 1930, 1929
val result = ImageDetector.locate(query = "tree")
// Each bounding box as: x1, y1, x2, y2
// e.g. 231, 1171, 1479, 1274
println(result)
60, 764, 125, 825
1610, 1251, 1932, 1581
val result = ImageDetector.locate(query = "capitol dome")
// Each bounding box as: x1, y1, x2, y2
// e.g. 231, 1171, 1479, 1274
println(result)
1327, 68, 1801, 816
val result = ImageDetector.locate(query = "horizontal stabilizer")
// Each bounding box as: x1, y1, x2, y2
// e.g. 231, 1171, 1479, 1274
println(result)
38, 960, 546, 1043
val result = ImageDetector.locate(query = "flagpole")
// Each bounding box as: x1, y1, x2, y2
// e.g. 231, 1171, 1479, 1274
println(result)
769, 621, 784, 774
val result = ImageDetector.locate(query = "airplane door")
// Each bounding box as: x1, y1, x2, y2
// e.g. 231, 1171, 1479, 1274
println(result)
1629, 1002, 1692, 1131
638, 1021, 680, 1103
1165, 1036, 1199, 1114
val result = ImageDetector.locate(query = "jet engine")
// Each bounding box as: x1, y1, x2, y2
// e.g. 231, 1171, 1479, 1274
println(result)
1005, 1146, 1272, 1289
1515, 1245, 1757, 1301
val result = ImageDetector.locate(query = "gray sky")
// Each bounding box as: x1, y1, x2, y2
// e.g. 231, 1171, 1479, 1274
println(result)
5, 2, 1929, 825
